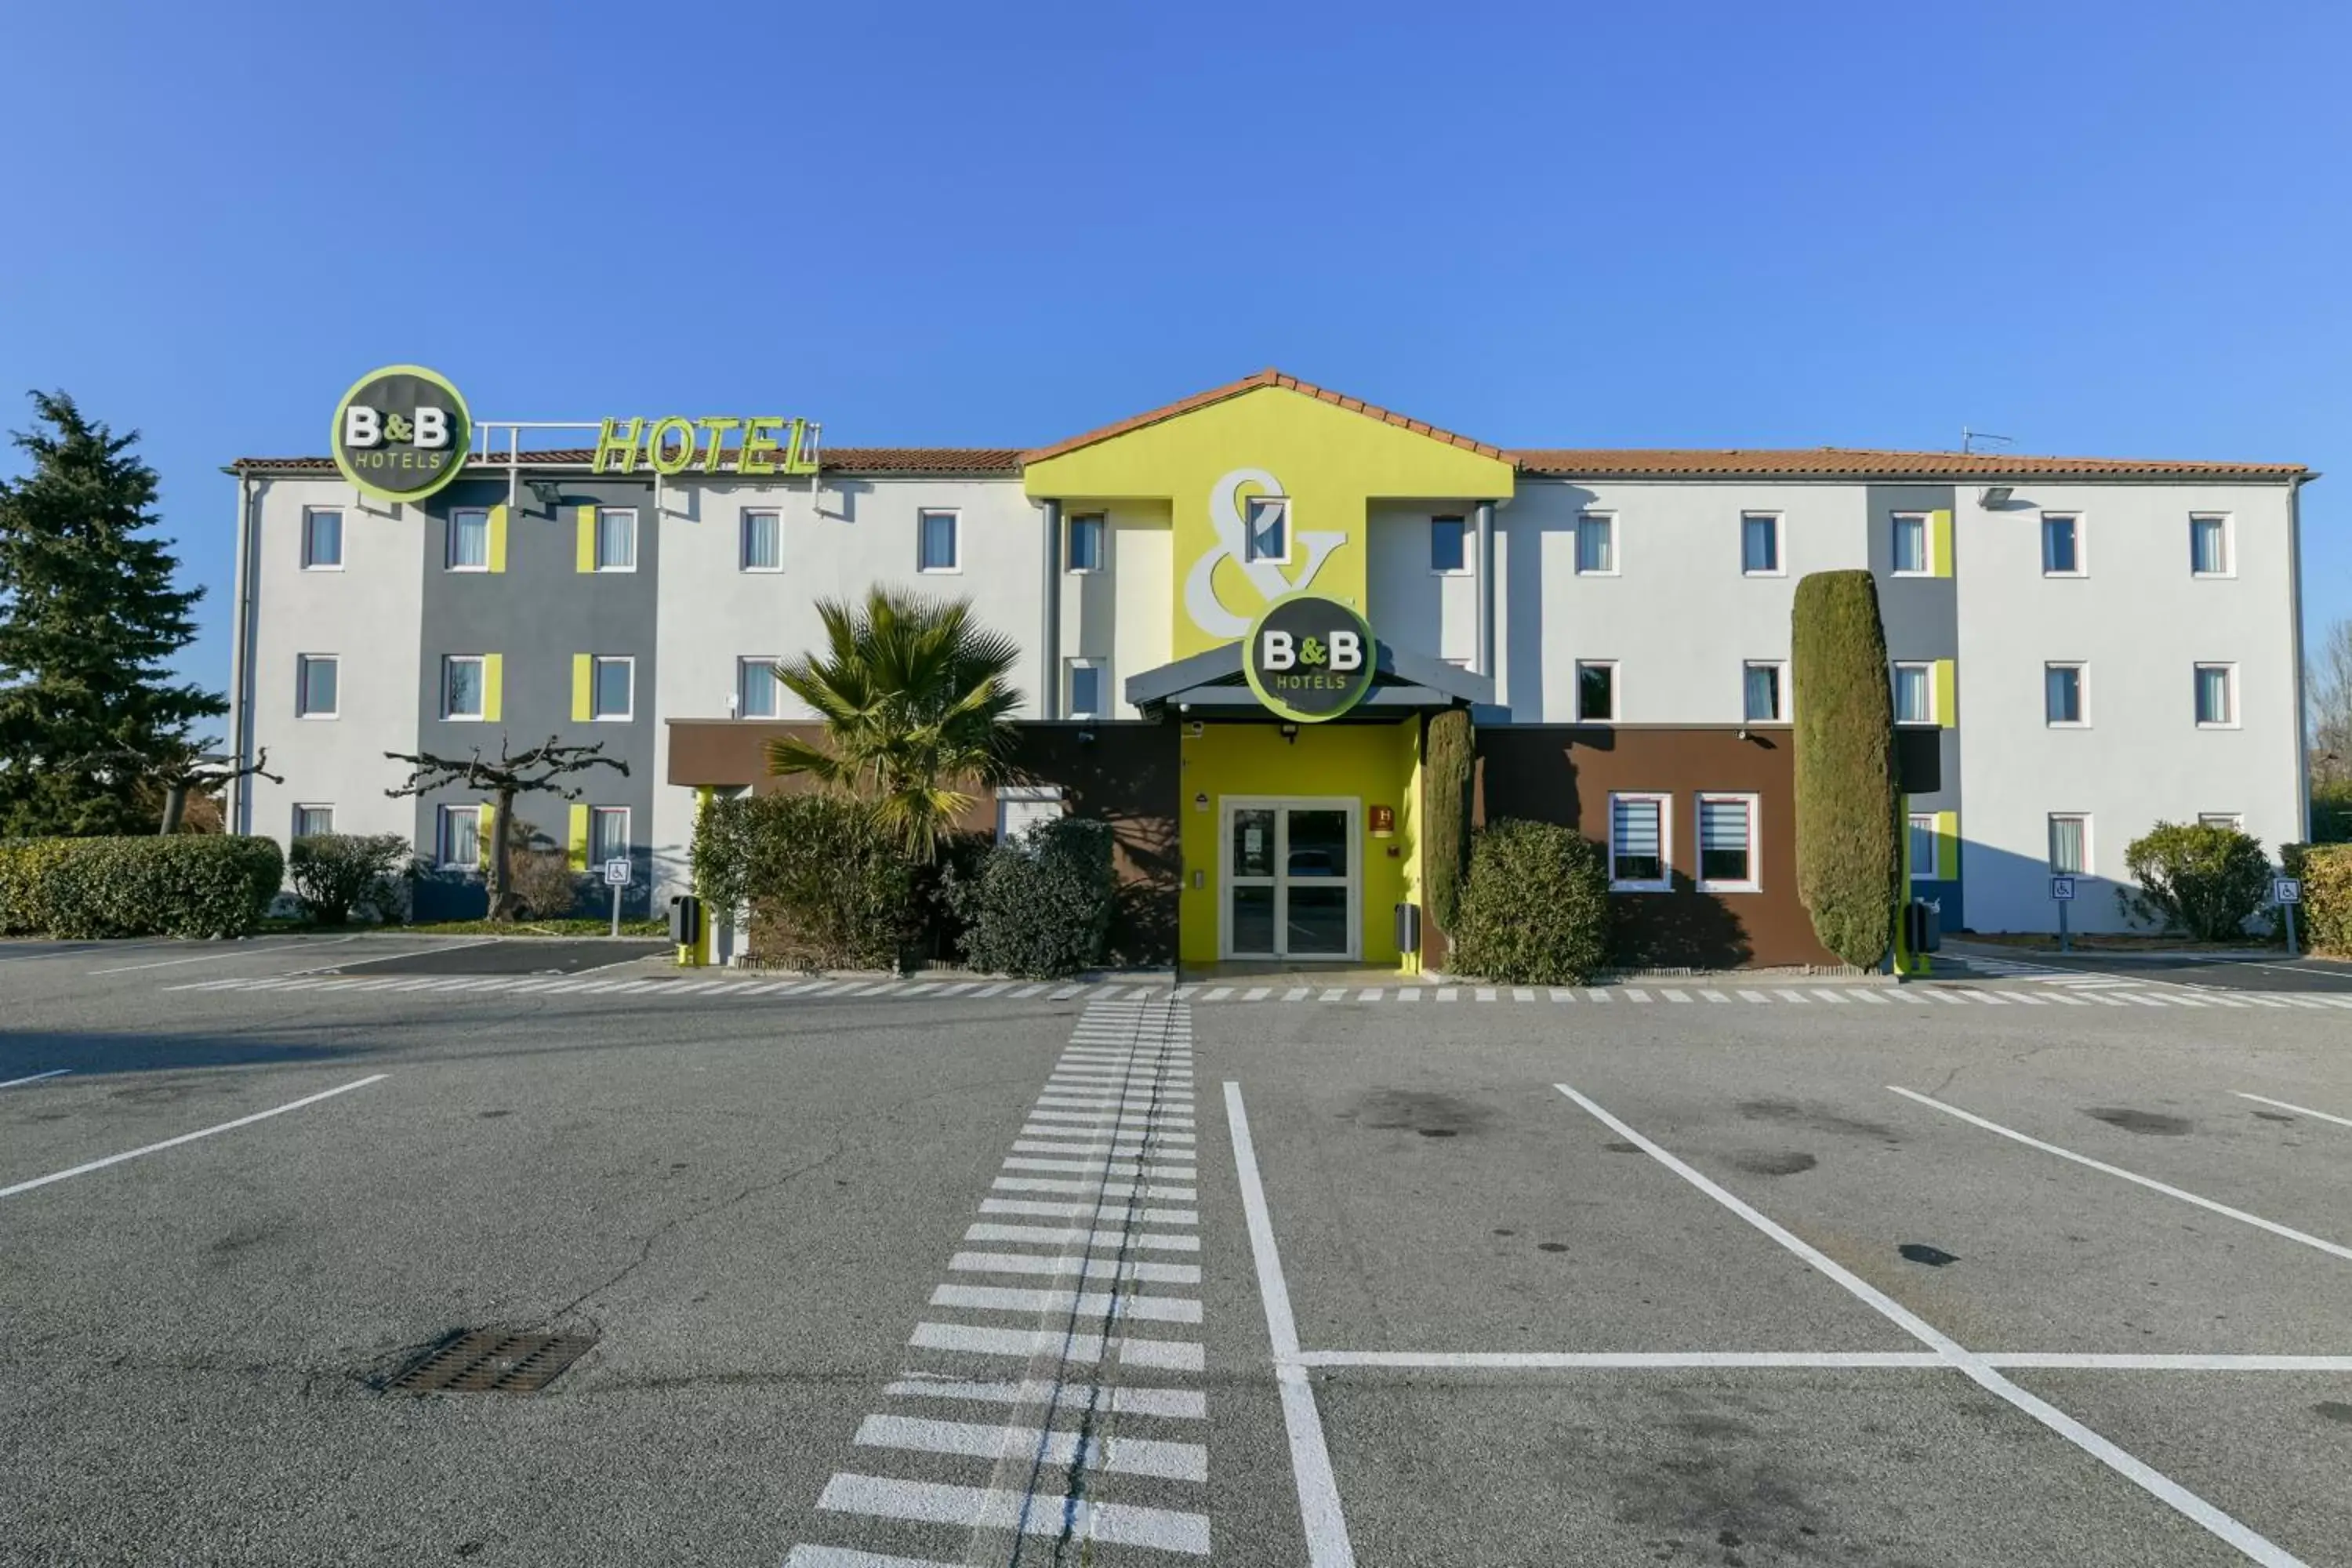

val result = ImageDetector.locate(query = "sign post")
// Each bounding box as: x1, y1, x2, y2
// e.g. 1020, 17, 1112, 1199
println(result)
2049, 875, 2076, 953
603, 857, 632, 938
2275, 876, 2303, 956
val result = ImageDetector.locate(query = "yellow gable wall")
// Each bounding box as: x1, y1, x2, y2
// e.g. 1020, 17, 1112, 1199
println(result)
1026, 386, 1515, 659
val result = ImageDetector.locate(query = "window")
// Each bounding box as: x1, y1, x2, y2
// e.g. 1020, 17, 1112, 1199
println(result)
2048, 814, 2089, 875
1067, 514, 1105, 573
1740, 513, 1780, 575
996, 785, 1065, 843
589, 806, 630, 868
591, 656, 633, 720
1577, 661, 1617, 722
1907, 814, 1939, 879
1697, 794, 1759, 891
292, 804, 335, 839
1066, 657, 1107, 719
2194, 662, 2236, 726
437, 804, 481, 870
1742, 661, 1784, 723
1609, 793, 1670, 891
594, 508, 637, 572
2190, 514, 2231, 576
2045, 662, 2085, 726
1430, 515, 1468, 574
741, 509, 782, 572
296, 654, 339, 718
1892, 662, 1932, 725
1891, 513, 1930, 575
302, 508, 343, 569
736, 657, 781, 719
448, 508, 490, 571
2198, 812, 2244, 831
2041, 514, 2082, 575
442, 655, 486, 720
1243, 496, 1288, 564
1575, 512, 1616, 575
919, 509, 960, 572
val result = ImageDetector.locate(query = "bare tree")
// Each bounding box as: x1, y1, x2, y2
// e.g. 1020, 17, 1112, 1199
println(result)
385, 736, 626, 921
74, 740, 282, 833
2310, 618, 2352, 789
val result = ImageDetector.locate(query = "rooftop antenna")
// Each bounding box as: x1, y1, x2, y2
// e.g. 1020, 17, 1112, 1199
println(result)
1962, 426, 2015, 455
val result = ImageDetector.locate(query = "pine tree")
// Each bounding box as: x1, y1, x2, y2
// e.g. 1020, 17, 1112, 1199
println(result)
0, 391, 224, 836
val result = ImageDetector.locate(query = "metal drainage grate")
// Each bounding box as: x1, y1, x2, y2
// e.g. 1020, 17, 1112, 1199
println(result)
388, 1329, 596, 1394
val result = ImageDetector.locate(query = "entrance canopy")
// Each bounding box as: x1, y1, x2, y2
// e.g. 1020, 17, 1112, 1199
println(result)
1124, 637, 1490, 720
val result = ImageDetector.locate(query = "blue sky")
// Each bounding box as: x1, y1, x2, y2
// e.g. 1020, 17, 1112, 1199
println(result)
3, 1, 2346, 691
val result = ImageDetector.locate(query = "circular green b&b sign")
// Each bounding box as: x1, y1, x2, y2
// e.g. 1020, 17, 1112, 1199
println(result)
331, 365, 472, 503
1244, 595, 1377, 722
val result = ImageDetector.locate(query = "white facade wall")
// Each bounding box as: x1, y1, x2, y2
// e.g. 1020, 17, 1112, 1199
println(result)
241, 477, 423, 845
1955, 483, 2303, 932
1366, 503, 1481, 666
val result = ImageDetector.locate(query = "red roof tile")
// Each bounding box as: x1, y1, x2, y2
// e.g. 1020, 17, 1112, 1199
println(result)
1508, 448, 2307, 481
230, 447, 1025, 477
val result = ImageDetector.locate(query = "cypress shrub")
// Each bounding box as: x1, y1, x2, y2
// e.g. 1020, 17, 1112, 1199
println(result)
2292, 844, 2352, 955
1446, 818, 1612, 984
1791, 571, 1900, 967
0, 836, 283, 938
949, 817, 1116, 978
1423, 709, 1473, 933
2118, 821, 2271, 941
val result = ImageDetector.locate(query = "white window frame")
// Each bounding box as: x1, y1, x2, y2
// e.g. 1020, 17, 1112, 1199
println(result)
1740, 512, 1784, 577
447, 507, 492, 572
437, 804, 481, 871
740, 508, 783, 573
2044, 662, 2089, 728
590, 655, 635, 721
588, 805, 631, 867
1429, 514, 1471, 576
1066, 513, 1106, 574
996, 784, 1065, 844
1890, 512, 1932, 576
1741, 659, 1786, 723
1575, 659, 1619, 723
1907, 813, 1939, 880
2040, 513, 2085, 577
1607, 791, 1672, 893
1065, 656, 1109, 720
2194, 662, 2238, 728
296, 654, 339, 720
735, 656, 782, 719
1243, 495, 1291, 565
441, 655, 487, 721
301, 507, 344, 571
1573, 511, 1618, 576
2190, 514, 2234, 579
1892, 661, 1934, 726
918, 508, 962, 574
292, 804, 336, 839
2048, 812, 2091, 876
2198, 812, 2245, 831
593, 507, 637, 572
1695, 792, 1761, 894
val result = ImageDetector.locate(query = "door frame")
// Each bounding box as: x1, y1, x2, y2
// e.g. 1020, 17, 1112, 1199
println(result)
1217, 794, 1361, 962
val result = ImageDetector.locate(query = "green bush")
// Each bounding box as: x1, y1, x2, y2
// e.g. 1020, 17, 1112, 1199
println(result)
0, 835, 283, 938
2116, 821, 2272, 941
1423, 709, 1472, 934
1446, 818, 1612, 984
692, 792, 916, 969
949, 817, 1115, 978
2298, 844, 2352, 955
287, 833, 412, 925
2310, 781, 2352, 844
1791, 571, 1900, 967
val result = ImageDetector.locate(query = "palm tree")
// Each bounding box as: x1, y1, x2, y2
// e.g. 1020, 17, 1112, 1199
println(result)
765, 587, 1025, 862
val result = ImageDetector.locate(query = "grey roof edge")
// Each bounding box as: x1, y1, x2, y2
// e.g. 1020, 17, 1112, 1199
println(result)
1123, 639, 1490, 710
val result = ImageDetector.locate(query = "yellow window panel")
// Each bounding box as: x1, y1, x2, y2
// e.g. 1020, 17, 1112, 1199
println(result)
485, 505, 508, 573
567, 804, 590, 871
571, 654, 592, 722
481, 653, 503, 723
575, 505, 597, 573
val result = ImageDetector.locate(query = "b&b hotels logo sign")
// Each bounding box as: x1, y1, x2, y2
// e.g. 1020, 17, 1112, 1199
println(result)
1244, 595, 1374, 722
332, 365, 471, 504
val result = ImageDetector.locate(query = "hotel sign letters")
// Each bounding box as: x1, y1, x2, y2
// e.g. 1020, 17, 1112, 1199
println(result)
1245, 595, 1376, 722
592, 416, 817, 477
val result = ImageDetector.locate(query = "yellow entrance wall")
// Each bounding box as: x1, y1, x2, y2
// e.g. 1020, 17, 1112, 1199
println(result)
1178, 719, 1423, 968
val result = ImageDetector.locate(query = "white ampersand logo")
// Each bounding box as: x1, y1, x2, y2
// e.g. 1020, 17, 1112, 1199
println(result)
1182, 467, 1346, 638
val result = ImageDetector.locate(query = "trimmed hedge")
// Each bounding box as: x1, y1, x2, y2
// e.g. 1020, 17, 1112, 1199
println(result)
949, 817, 1115, 978
691, 792, 916, 969
1423, 709, 1473, 934
1446, 818, 1612, 984
2118, 821, 2271, 941
1791, 571, 1900, 967
2299, 844, 2352, 955
0, 835, 284, 938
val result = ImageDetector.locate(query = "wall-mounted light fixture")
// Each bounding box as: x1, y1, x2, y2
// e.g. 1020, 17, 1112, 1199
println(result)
526, 478, 564, 508
1279, 722, 1300, 744
1979, 485, 2014, 508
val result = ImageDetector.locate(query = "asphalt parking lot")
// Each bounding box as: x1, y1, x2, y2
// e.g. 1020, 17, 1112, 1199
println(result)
2, 938, 2348, 1566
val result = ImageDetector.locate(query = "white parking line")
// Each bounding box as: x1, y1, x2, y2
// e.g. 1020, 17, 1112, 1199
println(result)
1889, 1086, 2352, 1264
1554, 1082, 2307, 1568
1, 1075, 387, 1200
89, 937, 360, 975
815, 1473, 1208, 1555
854, 1412, 1207, 1483
2234, 1092, 2352, 1131
0, 1068, 71, 1089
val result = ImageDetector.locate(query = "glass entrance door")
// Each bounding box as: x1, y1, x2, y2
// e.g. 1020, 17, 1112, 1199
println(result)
1224, 799, 1357, 960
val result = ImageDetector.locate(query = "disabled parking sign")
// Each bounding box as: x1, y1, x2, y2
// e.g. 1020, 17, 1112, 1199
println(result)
2049, 877, 2076, 902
